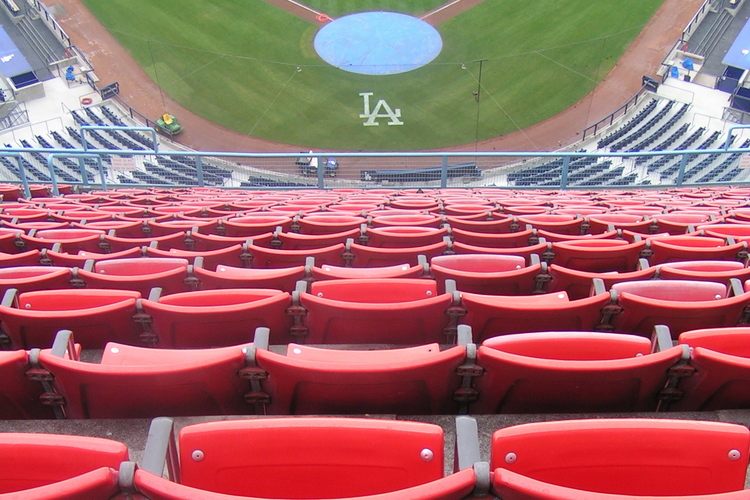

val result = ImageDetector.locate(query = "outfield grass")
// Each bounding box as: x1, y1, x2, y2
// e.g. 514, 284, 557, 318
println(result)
83, 0, 663, 150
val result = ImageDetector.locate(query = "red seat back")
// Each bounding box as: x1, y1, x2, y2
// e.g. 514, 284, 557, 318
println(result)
0, 433, 128, 494
491, 419, 750, 496
177, 418, 444, 498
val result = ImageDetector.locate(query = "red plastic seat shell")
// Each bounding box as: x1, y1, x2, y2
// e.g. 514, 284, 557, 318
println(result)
134, 467, 475, 500
302, 279, 453, 344
473, 332, 684, 413
141, 289, 292, 347
0, 433, 128, 495
490, 419, 750, 496
256, 343, 465, 414
176, 418, 445, 498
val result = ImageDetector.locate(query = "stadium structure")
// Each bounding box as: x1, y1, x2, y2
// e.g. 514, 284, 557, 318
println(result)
5, 0, 750, 498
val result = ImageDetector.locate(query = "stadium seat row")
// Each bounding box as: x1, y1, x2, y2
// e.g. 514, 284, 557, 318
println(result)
4, 187, 750, 210
2, 244, 750, 296
3, 324, 750, 419
0, 213, 748, 242
1, 229, 750, 275
2, 415, 749, 499
4, 275, 750, 349
0, 203, 747, 227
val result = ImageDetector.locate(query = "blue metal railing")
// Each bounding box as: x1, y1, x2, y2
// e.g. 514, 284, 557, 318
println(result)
0, 125, 748, 192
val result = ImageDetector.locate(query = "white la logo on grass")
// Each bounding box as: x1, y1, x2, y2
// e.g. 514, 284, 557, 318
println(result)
359, 92, 403, 127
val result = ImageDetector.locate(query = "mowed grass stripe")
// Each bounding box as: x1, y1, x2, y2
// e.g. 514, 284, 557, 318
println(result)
83, 0, 663, 150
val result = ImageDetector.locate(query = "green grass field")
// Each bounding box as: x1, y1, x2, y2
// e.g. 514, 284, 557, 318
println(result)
83, 0, 664, 150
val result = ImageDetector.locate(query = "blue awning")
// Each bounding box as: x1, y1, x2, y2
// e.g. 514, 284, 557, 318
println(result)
723, 19, 750, 70
0, 26, 33, 78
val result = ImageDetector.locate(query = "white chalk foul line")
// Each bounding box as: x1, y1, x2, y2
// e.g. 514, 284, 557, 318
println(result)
421, 0, 463, 20
285, 0, 331, 19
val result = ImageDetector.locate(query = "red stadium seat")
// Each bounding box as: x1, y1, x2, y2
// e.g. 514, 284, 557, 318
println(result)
652, 212, 714, 234
18, 228, 106, 253
442, 203, 493, 217
444, 215, 514, 233
613, 208, 665, 217
460, 286, 614, 341
0, 266, 73, 295
76, 257, 193, 296
657, 260, 750, 284
552, 207, 607, 216
0, 288, 141, 349
2, 221, 68, 232
500, 205, 549, 216
489, 419, 750, 497
431, 254, 545, 295
1, 464, 123, 499
451, 227, 533, 248
347, 238, 448, 267
472, 330, 686, 413
620, 228, 670, 243
452, 240, 550, 262
103, 230, 190, 252
517, 214, 583, 235
73, 219, 145, 238
38, 330, 258, 418
190, 231, 273, 251
297, 214, 366, 234
223, 215, 293, 237
550, 239, 646, 272
535, 228, 618, 242
0, 208, 50, 223
249, 241, 345, 268
371, 214, 443, 228
253, 326, 469, 414
0, 229, 24, 254
491, 469, 750, 499
43, 246, 143, 267
675, 327, 750, 411
140, 288, 292, 347
646, 235, 747, 265
135, 416, 474, 499
0, 249, 41, 267
586, 213, 652, 234
145, 243, 248, 269
311, 256, 426, 280
547, 263, 655, 300
298, 278, 457, 344
610, 279, 750, 337
273, 227, 360, 250
727, 209, 750, 222
147, 218, 219, 236
390, 197, 439, 211
363, 225, 449, 247
0, 433, 128, 498
0, 350, 52, 418
194, 262, 306, 291
134, 465, 477, 500
699, 223, 750, 242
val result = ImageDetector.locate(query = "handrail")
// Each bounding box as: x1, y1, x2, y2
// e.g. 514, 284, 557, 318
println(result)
0, 153, 31, 198
80, 125, 159, 154
45, 152, 105, 195
682, 0, 712, 42
2, 143, 749, 160
581, 86, 649, 141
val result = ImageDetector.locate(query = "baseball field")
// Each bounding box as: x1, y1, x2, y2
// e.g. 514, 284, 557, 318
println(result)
83, 0, 664, 150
